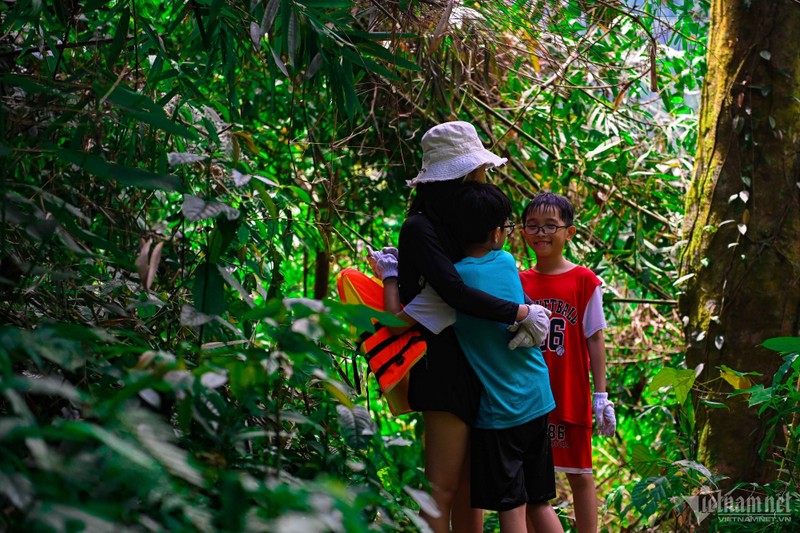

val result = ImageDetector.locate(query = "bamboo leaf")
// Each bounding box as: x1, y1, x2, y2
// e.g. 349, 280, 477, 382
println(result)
106, 6, 130, 69
287, 9, 298, 67
192, 262, 227, 316
270, 46, 290, 77
57, 149, 184, 192
145, 242, 164, 291
98, 84, 199, 140
260, 0, 280, 33
305, 52, 323, 80
181, 195, 240, 222
250, 21, 263, 50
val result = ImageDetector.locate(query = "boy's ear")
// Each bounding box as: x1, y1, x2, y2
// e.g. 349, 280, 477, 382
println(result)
491, 226, 505, 245
566, 225, 577, 241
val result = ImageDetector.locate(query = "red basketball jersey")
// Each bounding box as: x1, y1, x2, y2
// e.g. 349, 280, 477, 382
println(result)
519, 266, 601, 427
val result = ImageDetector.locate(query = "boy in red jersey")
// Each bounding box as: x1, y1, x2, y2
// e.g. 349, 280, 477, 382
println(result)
518, 192, 616, 533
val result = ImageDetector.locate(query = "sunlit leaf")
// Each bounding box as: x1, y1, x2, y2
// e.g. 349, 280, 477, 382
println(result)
585, 136, 621, 159
201, 371, 228, 389
403, 486, 441, 519
647, 366, 697, 404
719, 365, 753, 390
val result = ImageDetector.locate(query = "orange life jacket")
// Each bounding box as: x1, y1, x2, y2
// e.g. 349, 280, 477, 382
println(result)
336, 268, 426, 415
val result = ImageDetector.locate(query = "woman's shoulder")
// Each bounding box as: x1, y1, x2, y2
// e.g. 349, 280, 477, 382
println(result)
402, 213, 434, 235
403, 212, 428, 226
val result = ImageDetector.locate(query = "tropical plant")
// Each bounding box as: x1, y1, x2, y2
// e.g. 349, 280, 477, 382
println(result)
12, 0, 795, 531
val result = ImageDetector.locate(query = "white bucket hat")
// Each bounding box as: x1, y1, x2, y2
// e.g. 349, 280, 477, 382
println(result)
407, 121, 508, 186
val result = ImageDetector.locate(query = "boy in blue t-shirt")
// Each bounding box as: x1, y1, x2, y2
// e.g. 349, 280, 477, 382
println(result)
372, 183, 563, 533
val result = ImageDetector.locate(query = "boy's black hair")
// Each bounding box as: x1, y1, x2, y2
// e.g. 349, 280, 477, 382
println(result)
450, 182, 512, 248
521, 191, 574, 226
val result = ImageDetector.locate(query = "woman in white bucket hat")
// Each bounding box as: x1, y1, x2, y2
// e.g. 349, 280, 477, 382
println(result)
370, 121, 550, 533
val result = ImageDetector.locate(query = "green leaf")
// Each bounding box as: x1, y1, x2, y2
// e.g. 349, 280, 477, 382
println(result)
630, 442, 662, 478
56, 149, 184, 192
699, 398, 728, 409
336, 404, 374, 450
761, 337, 800, 354
106, 6, 130, 69
193, 263, 227, 316
10, 375, 81, 402
744, 384, 773, 407
2, 74, 60, 95
97, 84, 199, 140
327, 300, 405, 333
241, 299, 284, 321
62, 421, 155, 470
287, 185, 312, 203
208, 217, 240, 263
631, 476, 669, 517
647, 367, 697, 404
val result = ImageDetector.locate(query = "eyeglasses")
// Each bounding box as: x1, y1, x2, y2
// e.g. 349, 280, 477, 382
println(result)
523, 223, 570, 235
502, 222, 516, 235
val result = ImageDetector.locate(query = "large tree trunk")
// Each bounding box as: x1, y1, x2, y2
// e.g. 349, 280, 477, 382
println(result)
680, 0, 800, 485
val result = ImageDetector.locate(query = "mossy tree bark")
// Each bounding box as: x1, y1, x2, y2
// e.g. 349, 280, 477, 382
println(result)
680, 0, 800, 485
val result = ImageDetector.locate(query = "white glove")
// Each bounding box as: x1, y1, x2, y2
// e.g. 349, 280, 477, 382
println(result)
593, 392, 616, 436
507, 304, 551, 350
380, 246, 399, 259
369, 249, 398, 280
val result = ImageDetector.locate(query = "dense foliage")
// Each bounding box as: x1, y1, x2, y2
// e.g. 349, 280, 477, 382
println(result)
1, 0, 798, 531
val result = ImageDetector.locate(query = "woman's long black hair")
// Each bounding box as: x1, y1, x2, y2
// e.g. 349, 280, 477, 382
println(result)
407, 179, 467, 261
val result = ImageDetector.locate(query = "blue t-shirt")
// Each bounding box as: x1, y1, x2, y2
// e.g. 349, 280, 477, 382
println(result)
454, 250, 555, 429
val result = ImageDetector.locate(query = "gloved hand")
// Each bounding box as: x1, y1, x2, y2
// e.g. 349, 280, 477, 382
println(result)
507, 304, 551, 350
593, 392, 616, 436
369, 249, 399, 280
380, 246, 399, 259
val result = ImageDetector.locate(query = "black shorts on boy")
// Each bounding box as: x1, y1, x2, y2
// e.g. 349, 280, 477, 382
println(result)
470, 413, 556, 511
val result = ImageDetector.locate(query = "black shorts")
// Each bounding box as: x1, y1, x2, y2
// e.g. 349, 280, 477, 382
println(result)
407, 328, 483, 425
470, 413, 556, 511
